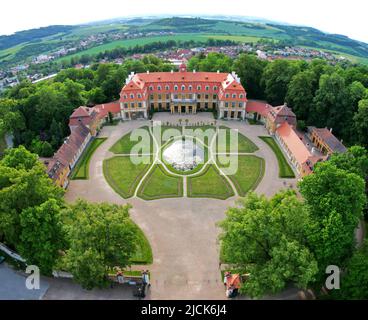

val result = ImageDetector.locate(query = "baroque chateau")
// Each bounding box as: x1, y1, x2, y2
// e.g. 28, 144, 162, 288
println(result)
119, 63, 247, 120
45, 62, 346, 188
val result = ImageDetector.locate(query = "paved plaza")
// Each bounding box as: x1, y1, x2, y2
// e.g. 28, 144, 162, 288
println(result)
0, 113, 299, 300
46, 113, 297, 300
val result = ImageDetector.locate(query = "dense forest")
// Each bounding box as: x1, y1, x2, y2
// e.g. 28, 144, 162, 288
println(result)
1, 52, 368, 158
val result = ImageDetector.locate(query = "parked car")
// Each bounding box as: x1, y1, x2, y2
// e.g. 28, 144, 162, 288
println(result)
0, 256, 5, 264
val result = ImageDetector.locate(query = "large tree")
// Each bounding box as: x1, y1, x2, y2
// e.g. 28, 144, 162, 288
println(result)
298, 162, 366, 283
309, 72, 352, 140
261, 59, 300, 105
18, 199, 65, 275
232, 54, 268, 99
64, 201, 138, 289
334, 240, 368, 300
286, 71, 316, 121
0, 146, 64, 247
219, 191, 318, 298
353, 99, 368, 148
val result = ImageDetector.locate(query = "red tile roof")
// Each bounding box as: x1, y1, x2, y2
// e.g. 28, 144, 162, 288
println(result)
246, 100, 272, 117
276, 122, 312, 166
47, 124, 90, 181
93, 101, 121, 119
308, 127, 347, 153
135, 71, 228, 83
70, 106, 90, 118
273, 104, 296, 118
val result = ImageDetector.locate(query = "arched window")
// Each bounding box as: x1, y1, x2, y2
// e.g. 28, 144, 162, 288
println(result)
165, 85, 170, 90
188, 85, 193, 91
213, 86, 218, 91
225, 93, 229, 98
174, 85, 178, 91
239, 94, 243, 99
149, 86, 153, 91
181, 85, 185, 91
205, 86, 209, 91
123, 95, 127, 99
137, 94, 142, 98
232, 94, 237, 99
197, 85, 201, 91
130, 94, 134, 99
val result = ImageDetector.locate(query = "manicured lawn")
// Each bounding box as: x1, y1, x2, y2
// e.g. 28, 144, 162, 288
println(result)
103, 155, 151, 198
259, 136, 295, 178
137, 165, 183, 200
130, 223, 153, 265
110, 126, 152, 154
217, 126, 258, 153
188, 165, 235, 200
222, 155, 265, 196
70, 138, 106, 180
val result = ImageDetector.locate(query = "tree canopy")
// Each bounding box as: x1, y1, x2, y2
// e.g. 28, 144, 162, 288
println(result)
63, 200, 138, 289
219, 191, 318, 298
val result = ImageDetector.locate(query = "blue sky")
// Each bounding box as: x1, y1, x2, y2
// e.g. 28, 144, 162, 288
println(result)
1, 0, 367, 42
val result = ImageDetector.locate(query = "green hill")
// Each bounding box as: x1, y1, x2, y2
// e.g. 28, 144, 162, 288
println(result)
1, 16, 367, 69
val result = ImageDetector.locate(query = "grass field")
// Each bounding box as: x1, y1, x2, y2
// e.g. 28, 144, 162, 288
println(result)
223, 155, 265, 196
259, 136, 295, 178
103, 155, 151, 198
217, 126, 259, 153
187, 165, 234, 200
109, 126, 152, 154
137, 165, 183, 200
70, 138, 106, 180
130, 222, 153, 264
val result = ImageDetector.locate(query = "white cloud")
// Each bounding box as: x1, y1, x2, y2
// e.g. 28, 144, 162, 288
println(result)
1, 0, 367, 42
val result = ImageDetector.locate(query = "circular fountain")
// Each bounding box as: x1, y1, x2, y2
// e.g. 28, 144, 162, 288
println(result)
163, 137, 204, 172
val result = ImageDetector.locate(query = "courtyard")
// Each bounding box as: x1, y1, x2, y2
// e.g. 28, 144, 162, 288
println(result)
63, 112, 298, 300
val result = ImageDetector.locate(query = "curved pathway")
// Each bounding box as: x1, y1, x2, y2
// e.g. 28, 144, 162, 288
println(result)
64, 114, 298, 299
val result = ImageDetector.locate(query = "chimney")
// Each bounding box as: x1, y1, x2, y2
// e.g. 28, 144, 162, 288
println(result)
330, 128, 333, 133
193, 69, 196, 73
171, 70, 174, 74
217, 70, 220, 73
146, 70, 149, 74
